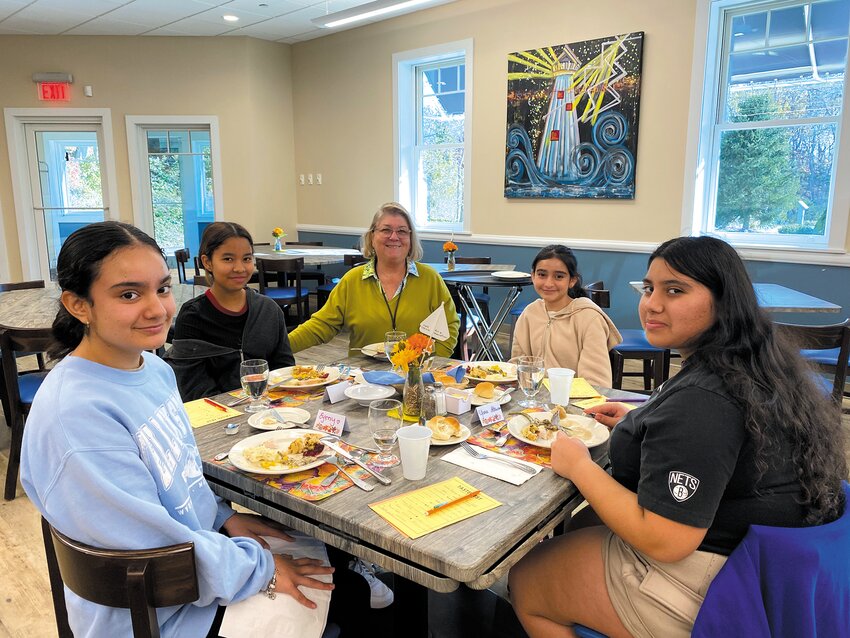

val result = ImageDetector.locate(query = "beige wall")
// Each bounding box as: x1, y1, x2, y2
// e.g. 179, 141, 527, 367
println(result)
290, 0, 698, 240
0, 35, 296, 280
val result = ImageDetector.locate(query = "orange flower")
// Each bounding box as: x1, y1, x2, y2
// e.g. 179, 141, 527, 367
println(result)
389, 333, 433, 371
443, 240, 458, 252
407, 332, 432, 354
272, 227, 286, 238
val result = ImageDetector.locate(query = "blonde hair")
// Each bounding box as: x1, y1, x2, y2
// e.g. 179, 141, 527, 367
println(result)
360, 202, 423, 262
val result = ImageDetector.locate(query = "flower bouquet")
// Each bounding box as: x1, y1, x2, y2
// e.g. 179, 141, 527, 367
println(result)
390, 333, 434, 418
443, 239, 459, 271
272, 227, 287, 251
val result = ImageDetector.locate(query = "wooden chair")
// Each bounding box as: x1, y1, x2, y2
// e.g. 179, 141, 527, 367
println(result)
285, 241, 327, 297
174, 249, 204, 287
775, 318, 850, 406
1, 326, 51, 500
316, 253, 368, 310
41, 517, 199, 638
256, 256, 311, 326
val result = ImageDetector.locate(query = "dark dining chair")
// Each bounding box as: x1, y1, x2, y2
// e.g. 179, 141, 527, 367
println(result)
41, 517, 199, 638
316, 253, 368, 310
1, 326, 52, 500
174, 249, 204, 287
256, 256, 311, 326
775, 318, 850, 407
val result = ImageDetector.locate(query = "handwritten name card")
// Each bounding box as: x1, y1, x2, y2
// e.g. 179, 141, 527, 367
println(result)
313, 409, 346, 436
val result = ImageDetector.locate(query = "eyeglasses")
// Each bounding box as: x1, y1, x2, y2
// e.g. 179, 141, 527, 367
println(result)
375, 227, 411, 238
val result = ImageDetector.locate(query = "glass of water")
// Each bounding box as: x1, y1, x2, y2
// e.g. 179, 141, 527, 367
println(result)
516, 355, 545, 408
368, 398, 403, 468
384, 330, 407, 370
240, 359, 269, 413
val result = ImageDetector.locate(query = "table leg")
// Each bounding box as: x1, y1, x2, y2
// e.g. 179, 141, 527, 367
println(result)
394, 575, 430, 638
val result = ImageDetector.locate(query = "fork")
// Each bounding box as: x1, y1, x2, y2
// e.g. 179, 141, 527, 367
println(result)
459, 441, 537, 474
315, 364, 326, 373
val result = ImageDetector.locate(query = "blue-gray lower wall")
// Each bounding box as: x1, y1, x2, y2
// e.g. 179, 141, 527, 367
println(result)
301, 231, 849, 331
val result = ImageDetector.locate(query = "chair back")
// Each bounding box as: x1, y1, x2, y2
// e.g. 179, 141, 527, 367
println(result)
775, 319, 850, 403
286, 241, 323, 246
173, 249, 190, 285
583, 280, 610, 309
43, 518, 198, 638
256, 256, 308, 324
344, 254, 368, 267
0, 279, 46, 292
0, 326, 52, 405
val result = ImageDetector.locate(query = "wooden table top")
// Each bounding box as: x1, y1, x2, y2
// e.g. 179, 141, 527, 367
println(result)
253, 246, 362, 266
195, 344, 643, 592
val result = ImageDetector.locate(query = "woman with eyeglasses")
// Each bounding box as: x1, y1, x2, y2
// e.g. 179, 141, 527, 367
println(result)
289, 202, 460, 356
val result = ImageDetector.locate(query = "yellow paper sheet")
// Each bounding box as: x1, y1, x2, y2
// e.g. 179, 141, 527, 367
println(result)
184, 399, 242, 428
541, 377, 603, 399
369, 477, 501, 539
572, 397, 638, 411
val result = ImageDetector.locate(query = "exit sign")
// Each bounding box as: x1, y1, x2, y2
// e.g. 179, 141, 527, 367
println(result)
38, 82, 70, 101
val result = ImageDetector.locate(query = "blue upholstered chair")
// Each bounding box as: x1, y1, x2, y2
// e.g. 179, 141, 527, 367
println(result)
256, 256, 311, 327
1, 326, 51, 500
775, 319, 849, 406
610, 328, 670, 393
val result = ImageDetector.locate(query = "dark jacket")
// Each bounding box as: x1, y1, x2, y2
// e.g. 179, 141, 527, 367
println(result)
164, 288, 295, 401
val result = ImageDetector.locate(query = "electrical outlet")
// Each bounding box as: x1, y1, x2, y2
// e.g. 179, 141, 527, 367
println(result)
307, 174, 314, 185
299, 174, 305, 185
316, 173, 322, 185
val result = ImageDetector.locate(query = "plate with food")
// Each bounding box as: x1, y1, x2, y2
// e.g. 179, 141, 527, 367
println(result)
469, 382, 512, 406
491, 271, 531, 280
507, 411, 609, 449
247, 407, 312, 431
464, 361, 517, 383
228, 429, 329, 475
425, 416, 471, 446
269, 365, 341, 389
360, 342, 388, 359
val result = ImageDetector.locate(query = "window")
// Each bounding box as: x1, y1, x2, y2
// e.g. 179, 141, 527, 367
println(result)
395, 40, 473, 233
691, 0, 850, 251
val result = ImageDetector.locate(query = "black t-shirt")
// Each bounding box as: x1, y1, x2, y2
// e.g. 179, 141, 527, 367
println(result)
609, 362, 807, 555
178, 290, 248, 352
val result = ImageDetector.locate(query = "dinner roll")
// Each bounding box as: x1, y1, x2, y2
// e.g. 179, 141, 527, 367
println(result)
474, 382, 495, 399
427, 415, 461, 441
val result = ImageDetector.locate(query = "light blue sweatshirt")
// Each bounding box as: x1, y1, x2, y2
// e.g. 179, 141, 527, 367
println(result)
21, 352, 274, 637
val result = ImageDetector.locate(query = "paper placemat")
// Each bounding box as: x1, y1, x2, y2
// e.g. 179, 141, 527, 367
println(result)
467, 431, 551, 468
441, 446, 542, 485
184, 398, 242, 428
369, 477, 500, 539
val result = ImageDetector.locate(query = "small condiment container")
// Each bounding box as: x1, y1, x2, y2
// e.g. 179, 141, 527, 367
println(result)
224, 423, 240, 436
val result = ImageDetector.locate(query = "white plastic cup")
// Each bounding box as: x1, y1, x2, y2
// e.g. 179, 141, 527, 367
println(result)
396, 425, 432, 480
547, 368, 576, 405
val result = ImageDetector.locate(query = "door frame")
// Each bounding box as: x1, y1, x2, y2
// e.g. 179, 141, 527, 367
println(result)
125, 115, 224, 244
3, 108, 120, 281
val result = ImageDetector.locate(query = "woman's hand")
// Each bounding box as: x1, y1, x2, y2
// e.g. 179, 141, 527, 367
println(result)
272, 554, 335, 609
584, 402, 630, 429
550, 431, 591, 480
221, 513, 293, 548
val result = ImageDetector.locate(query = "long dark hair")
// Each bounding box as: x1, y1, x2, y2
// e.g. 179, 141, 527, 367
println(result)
50, 221, 165, 359
198, 222, 254, 285
649, 236, 846, 524
531, 244, 587, 299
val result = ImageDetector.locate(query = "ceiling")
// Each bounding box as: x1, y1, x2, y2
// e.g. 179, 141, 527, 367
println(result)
0, 0, 450, 44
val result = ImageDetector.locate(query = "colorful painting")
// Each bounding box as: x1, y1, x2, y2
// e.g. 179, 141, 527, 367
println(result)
505, 32, 644, 199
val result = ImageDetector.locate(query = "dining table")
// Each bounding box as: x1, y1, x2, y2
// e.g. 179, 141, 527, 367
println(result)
194, 343, 645, 636
253, 245, 362, 267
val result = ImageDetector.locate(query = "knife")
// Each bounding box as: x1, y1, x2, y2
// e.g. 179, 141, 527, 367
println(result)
325, 455, 374, 491
321, 439, 392, 485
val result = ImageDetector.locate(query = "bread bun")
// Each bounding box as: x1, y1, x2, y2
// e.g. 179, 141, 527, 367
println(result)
426, 415, 461, 441
474, 381, 495, 399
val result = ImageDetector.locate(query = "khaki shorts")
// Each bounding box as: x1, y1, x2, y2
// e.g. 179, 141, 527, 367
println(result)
603, 531, 727, 638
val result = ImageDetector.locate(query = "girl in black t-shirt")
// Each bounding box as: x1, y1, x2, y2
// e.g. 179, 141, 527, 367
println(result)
509, 236, 846, 638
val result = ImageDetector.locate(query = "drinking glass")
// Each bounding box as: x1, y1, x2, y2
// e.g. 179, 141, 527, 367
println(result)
384, 330, 407, 370
240, 359, 269, 413
516, 355, 545, 408
368, 398, 403, 468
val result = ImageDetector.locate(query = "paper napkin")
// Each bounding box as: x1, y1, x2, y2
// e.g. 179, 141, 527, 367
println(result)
362, 370, 436, 385
441, 445, 542, 485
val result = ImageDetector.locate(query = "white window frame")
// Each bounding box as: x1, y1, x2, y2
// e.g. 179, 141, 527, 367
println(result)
683, 0, 850, 262
125, 115, 224, 241
394, 39, 473, 235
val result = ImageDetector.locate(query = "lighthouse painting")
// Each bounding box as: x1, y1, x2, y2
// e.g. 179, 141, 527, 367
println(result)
505, 32, 644, 199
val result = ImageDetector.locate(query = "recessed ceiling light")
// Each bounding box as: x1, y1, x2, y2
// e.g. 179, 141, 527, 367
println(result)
223, 14, 239, 22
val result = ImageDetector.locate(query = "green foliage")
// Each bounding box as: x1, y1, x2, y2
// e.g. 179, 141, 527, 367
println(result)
716, 94, 799, 232
421, 99, 464, 223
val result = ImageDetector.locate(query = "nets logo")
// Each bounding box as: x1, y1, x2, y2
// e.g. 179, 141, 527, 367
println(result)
668, 471, 699, 502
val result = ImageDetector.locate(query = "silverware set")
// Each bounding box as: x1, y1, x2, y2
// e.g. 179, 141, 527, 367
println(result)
459, 441, 536, 475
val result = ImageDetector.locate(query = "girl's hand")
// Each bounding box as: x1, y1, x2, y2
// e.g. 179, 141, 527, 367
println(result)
550, 431, 591, 479
222, 513, 294, 548
584, 402, 630, 429
272, 554, 335, 609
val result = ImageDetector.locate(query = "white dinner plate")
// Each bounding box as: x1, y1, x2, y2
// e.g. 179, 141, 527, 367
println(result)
507, 412, 609, 449
228, 429, 329, 475
343, 383, 396, 406
429, 424, 471, 446
464, 361, 517, 383
469, 388, 512, 406
360, 342, 388, 359
269, 365, 341, 389
492, 270, 531, 280
247, 407, 312, 431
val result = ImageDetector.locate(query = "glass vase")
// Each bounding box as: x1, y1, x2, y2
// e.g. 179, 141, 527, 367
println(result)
446, 251, 456, 271
273, 236, 283, 251
402, 363, 424, 418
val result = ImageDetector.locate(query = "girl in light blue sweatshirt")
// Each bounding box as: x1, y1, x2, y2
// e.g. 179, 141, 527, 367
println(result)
21, 222, 334, 637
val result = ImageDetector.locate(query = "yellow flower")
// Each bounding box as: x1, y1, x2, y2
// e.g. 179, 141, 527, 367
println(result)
389, 333, 433, 372
272, 227, 286, 238
443, 240, 458, 252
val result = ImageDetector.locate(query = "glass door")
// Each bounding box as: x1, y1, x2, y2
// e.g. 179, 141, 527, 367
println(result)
24, 124, 108, 280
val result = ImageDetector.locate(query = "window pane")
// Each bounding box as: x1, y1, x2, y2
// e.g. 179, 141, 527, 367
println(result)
168, 130, 189, 153
768, 6, 807, 46
423, 69, 439, 93
417, 147, 464, 224
147, 130, 168, 153
422, 92, 464, 145
64, 144, 103, 208
731, 12, 767, 51
715, 122, 835, 236
811, 0, 850, 39
441, 66, 458, 92
152, 203, 185, 254
190, 129, 210, 148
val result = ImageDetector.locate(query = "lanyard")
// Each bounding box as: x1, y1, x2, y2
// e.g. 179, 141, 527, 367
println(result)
380, 279, 406, 330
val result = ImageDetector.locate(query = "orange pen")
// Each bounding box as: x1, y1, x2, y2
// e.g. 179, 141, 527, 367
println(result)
425, 490, 481, 516
204, 398, 228, 412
